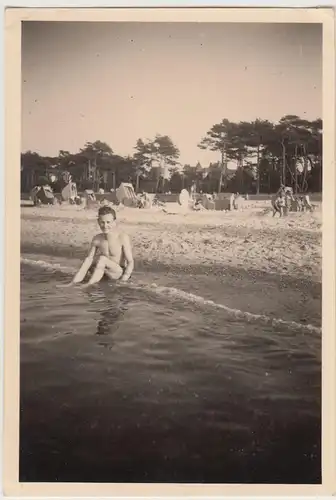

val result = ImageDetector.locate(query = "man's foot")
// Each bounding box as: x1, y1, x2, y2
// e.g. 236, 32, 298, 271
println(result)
120, 275, 131, 283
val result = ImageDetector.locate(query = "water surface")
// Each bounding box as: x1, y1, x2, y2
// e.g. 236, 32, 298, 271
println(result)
20, 259, 321, 484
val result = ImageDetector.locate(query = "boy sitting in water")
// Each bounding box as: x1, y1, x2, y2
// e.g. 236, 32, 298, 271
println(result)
62, 206, 134, 287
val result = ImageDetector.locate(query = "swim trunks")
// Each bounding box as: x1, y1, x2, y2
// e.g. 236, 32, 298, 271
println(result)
86, 261, 126, 281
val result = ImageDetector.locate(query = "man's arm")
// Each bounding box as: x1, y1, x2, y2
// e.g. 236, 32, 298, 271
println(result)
120, 234, 134, 282
58, 239, 97, 287
71, 240, 97, 284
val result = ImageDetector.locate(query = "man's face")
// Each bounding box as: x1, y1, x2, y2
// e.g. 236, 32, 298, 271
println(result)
98, 213, 115, 233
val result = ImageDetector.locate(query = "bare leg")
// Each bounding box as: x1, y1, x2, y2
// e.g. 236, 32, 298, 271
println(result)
272, 202, 279, 217
83, 256, 123, 287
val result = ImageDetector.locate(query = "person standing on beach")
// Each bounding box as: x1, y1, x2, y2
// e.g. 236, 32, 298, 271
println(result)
272, 191, 286, 217
60, 205, 134, 287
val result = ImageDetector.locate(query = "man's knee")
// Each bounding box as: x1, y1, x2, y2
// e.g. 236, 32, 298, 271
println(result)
96, 255, 107, 268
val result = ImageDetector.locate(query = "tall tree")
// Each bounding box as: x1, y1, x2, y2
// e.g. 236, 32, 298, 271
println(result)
198, 119, 247, 192
199, 116, 322, 194
21, 151, 53, 191
134, 134, 180, 192
271, 115, 322, 192
238, 119, 275, 194
168, 167, 184, 193
79, 140, 114, 191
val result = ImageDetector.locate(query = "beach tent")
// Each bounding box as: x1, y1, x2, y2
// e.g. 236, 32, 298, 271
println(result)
215, 193, 244, 211
61, 181, 78, 202
116, 183, 138, 207
214, 193, 235, 211
200, 193, 243, 211
83, 190, 96, 201
83, 190, 98, 209
31, 185, 57, 206
201, 194, 215, 210
178, 189, 191, 208
233, 194, 244, 210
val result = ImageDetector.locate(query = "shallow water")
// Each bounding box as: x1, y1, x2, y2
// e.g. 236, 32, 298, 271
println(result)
20, 258, 321, 483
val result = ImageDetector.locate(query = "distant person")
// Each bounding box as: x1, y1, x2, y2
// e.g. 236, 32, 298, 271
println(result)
272, 191, 286, 217
137, 192, 146, 208
302, 193, 313, 212
59, 206, 134, 287
99, 198, 111, 207
276, 184, 293, 198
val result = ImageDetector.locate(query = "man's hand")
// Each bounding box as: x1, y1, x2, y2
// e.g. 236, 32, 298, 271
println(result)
120, 274, 131, 282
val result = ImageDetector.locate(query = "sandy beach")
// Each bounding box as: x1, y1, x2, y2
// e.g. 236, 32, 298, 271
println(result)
21, 200, 322, 282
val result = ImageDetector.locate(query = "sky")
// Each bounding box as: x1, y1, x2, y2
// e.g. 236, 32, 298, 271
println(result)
21, 21, 322, 166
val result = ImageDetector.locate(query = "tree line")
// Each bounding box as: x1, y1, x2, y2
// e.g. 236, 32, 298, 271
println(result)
21, 114, 322, 194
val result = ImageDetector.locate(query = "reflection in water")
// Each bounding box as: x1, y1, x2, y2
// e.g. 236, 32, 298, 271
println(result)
88, 287, 130, 338
95, 304, 127, 350
95, 305, 126, 336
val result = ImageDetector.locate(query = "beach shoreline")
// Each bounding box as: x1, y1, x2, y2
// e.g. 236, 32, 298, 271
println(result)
21, 200, 322, 283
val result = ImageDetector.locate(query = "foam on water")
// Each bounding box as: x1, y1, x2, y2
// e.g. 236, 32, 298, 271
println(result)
21, 257, 321, 335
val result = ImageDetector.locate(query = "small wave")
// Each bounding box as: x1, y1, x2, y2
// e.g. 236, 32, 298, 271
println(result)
21, 257, 76, 274
21, 257, 321, 335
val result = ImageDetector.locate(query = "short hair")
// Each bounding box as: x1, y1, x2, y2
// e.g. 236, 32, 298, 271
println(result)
98, 205, 116, 220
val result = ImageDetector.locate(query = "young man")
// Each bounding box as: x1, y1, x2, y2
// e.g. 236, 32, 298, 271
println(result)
61, 206, 134, 287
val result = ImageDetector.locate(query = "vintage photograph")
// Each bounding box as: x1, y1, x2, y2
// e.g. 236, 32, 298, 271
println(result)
19, 19, 322, 484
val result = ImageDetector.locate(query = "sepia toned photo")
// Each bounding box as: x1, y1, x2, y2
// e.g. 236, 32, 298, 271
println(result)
3, 6, 336, 497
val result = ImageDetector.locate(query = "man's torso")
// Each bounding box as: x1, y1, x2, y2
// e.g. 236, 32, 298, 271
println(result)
94, 232, 125, 266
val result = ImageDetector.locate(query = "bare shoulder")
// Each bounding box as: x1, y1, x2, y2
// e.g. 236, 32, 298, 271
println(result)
119, 231, 131, 245
92, 233, 104, 245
